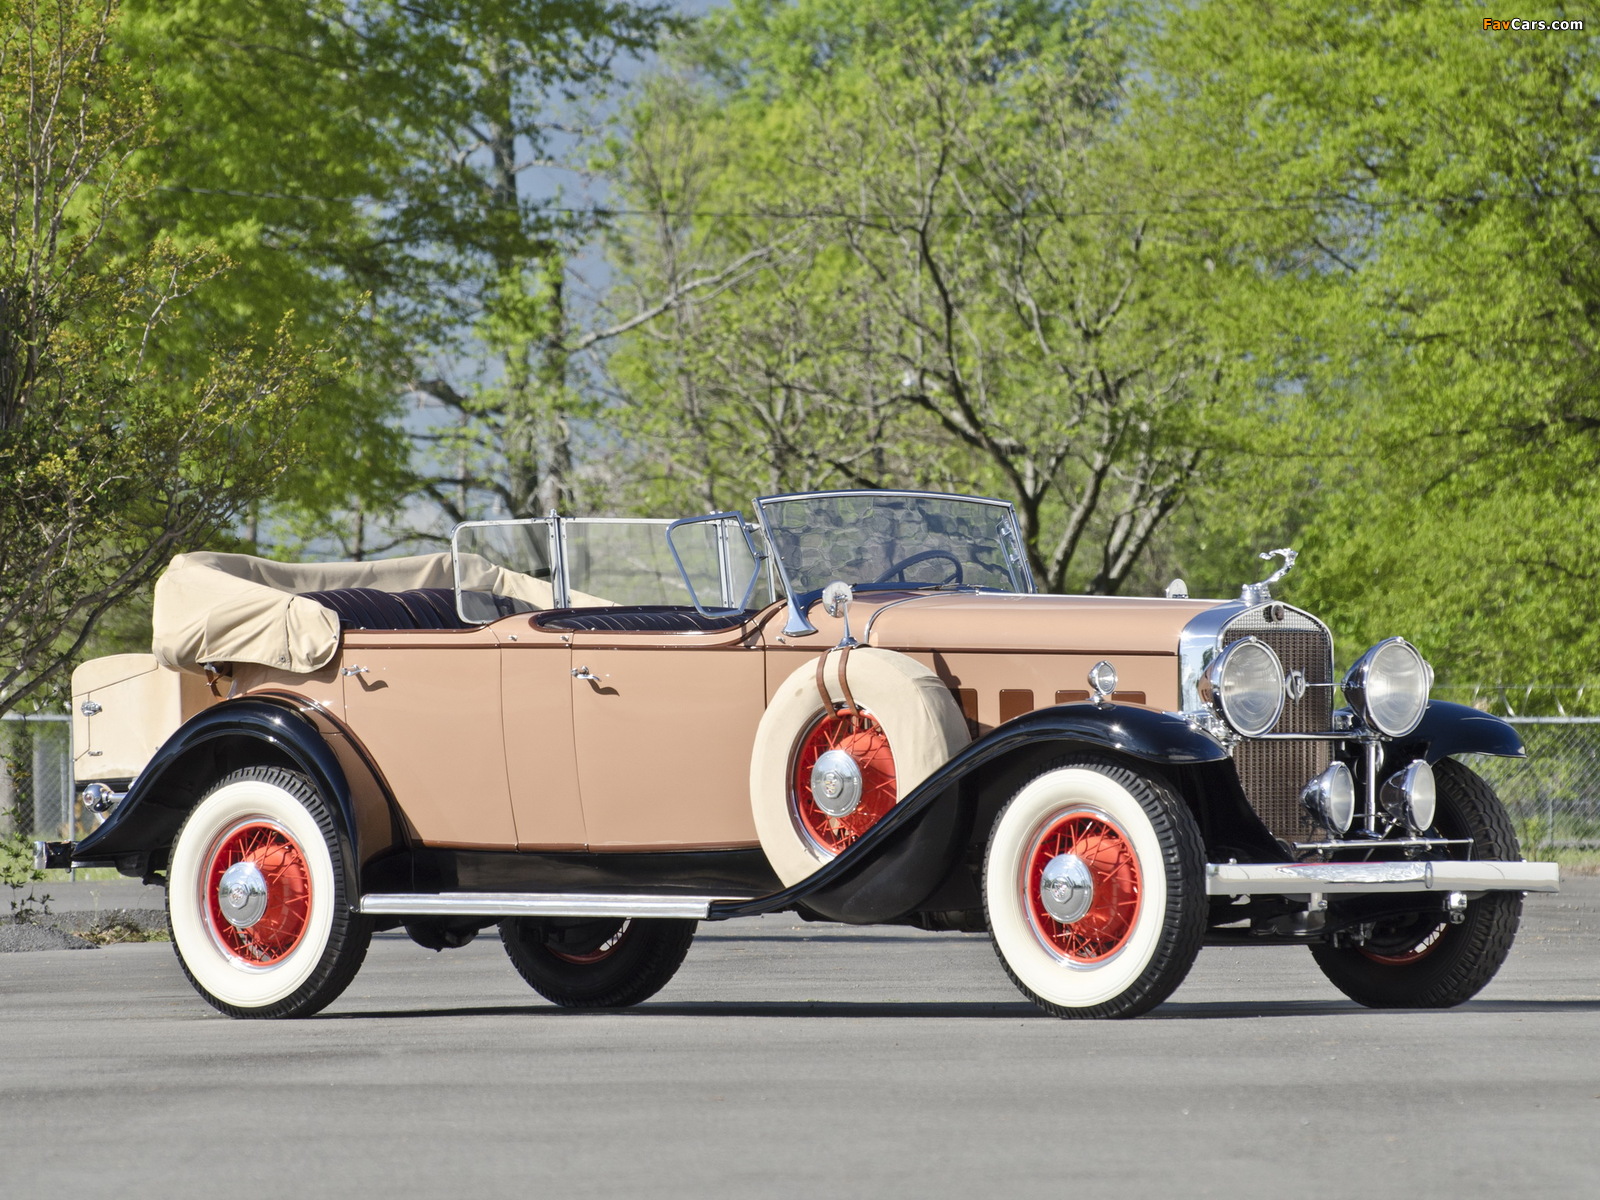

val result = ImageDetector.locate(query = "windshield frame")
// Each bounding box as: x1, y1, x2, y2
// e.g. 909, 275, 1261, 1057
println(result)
752, 488, 1037, 605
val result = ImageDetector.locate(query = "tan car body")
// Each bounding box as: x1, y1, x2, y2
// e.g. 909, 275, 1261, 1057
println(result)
213, 592, 1211, 867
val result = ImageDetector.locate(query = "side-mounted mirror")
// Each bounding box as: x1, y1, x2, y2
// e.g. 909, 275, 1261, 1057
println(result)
666, 512, 767, 617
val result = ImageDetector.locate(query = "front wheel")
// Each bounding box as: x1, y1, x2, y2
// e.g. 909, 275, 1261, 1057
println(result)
983, 757, 1206, 1019
1311, 758, 1523, 1008
500, 916, 697, 1008
166, 766, 371, 1019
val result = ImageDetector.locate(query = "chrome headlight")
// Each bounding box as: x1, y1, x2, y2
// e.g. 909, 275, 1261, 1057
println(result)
1343, 638, 1432, 737
1199, 637, 1285, 737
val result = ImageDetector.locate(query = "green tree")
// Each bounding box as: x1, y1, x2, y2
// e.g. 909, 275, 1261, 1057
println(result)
1134, 0, 1600, 685
114, 0, 674, 551
0, 0, 336, 717
604, 0, 1254, 593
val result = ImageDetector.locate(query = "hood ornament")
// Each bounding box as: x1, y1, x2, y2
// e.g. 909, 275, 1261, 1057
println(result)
1241, 548, 1297, 606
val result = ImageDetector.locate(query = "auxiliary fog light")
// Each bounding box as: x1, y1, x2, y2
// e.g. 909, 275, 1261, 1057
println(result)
1300, 761, 1356, 835
1381, 760, 1437, 833
1199, 637, 1285, 737
1342, 638, 1433, 737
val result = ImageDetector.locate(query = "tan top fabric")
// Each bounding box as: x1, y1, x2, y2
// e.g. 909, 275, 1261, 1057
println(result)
151, 550, 612, 675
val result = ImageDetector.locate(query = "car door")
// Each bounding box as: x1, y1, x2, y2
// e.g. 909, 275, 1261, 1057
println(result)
338, 625, 518, 848
568, 624, 767, 849
494, 614, 589, 850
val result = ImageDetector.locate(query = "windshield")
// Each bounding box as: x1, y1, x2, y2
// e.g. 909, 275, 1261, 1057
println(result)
755, 491, 1033, 598
450, 515, 774, 622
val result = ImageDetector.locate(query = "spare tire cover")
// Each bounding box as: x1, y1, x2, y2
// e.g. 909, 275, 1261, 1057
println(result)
750, 647, 970, 886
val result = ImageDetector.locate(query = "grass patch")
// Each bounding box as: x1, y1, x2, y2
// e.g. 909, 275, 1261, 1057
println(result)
78, 919, 168, 945
1540, 848, 1600, 875
39, 867, 125, 882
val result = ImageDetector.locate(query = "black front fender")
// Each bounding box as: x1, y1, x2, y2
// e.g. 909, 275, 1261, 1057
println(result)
1382, 700, 1525, 774
713, 703, 1227, 924
73, 699, 360, 896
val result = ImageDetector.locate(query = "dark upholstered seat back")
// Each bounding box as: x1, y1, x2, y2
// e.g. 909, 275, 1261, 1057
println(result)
536, 605, 756, 633
299, 587, 470, 631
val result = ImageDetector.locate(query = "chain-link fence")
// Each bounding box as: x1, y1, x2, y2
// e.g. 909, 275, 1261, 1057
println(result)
0, 714, 78, 843
1435, 687, 1600, 855
2, 691, 1598, 855
1461, 720, 1600, 854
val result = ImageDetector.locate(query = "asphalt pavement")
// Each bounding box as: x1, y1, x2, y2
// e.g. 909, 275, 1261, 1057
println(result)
3, 877, 1597, 1199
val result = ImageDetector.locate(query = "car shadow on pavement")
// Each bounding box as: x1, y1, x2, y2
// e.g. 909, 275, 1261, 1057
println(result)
318, 996, 1600, 1021
321, 999, 1051, 1020
1152, 997, 1600, 1020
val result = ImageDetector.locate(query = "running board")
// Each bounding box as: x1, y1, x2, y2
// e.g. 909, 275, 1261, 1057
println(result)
1206, 860, 1560, 896
359, 892, 727, 919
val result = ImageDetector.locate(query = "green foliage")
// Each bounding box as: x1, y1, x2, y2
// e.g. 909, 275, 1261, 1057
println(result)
605, 0, 1259, 593
0, 0, 342, 715
1, 803, 47, 919
1134, 0, 1600, 682
114, 0, 676, 544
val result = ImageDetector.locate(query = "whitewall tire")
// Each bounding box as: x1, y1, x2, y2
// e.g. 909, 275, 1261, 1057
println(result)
751, 648, 970, 885
984, 757, 1205, 1019
166, 766, 371, 1018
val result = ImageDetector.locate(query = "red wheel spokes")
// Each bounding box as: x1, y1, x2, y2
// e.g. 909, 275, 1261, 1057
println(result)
791, 710, 897, 854
1025, 812, 1141, 962
1360, 923, 1447, 966
548, 920, 631, 965
203, 822, 311, 966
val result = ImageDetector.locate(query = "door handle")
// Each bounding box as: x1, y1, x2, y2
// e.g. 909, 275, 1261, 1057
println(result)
341, 665, 370, 677
571, 666, 600, 683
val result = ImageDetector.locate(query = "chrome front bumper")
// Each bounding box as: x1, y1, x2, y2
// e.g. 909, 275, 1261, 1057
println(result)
1206, 860, 1559, 896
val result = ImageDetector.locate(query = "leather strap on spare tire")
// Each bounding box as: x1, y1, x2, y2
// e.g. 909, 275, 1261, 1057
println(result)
750, 647, 971, 886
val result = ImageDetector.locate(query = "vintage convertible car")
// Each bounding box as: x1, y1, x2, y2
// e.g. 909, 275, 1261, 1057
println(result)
41, 490, 1558, 1020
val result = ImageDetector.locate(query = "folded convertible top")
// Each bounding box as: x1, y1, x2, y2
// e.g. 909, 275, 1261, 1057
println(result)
151, 550, 588, 674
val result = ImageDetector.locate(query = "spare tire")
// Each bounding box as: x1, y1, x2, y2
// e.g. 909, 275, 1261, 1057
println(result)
751, 647, 971, 885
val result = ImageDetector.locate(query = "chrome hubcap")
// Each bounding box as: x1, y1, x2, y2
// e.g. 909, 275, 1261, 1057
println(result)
216, 861, 269, 929
1038, 853, 1094, 924
810, 749, 864, 818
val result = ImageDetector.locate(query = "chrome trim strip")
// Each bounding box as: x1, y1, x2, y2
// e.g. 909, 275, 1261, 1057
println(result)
1204, 861, 1560, 895
860, 591, 946, 642
1290, 837, 1472, 852
359, 892, 725, 918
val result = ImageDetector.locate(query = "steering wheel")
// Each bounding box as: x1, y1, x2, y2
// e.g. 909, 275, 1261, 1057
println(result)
871, 549, 964, 586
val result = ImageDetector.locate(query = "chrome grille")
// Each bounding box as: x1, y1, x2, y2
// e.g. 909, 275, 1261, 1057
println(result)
1222, 608, 1335, 845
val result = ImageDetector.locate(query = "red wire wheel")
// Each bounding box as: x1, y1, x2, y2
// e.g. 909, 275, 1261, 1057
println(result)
790, 709, 897, 854
1024, 809, 1142, 963
547, 920, 632, 965
1360, 922, 1448, 966
202, 821, 312, 966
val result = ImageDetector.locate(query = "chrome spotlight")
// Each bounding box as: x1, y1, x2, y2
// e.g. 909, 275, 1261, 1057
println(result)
1381, 760, 1437, 833
1301, 762, 1356, 834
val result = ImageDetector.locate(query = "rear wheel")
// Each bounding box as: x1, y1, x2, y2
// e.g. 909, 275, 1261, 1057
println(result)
166, 766, 371, 1019
983, 757, 1206, 1019
499, 917, 697, 1008
1311, 758, 1523, 1008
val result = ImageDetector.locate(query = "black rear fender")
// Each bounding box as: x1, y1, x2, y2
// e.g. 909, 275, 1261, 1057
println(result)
72, 700, 376, 894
